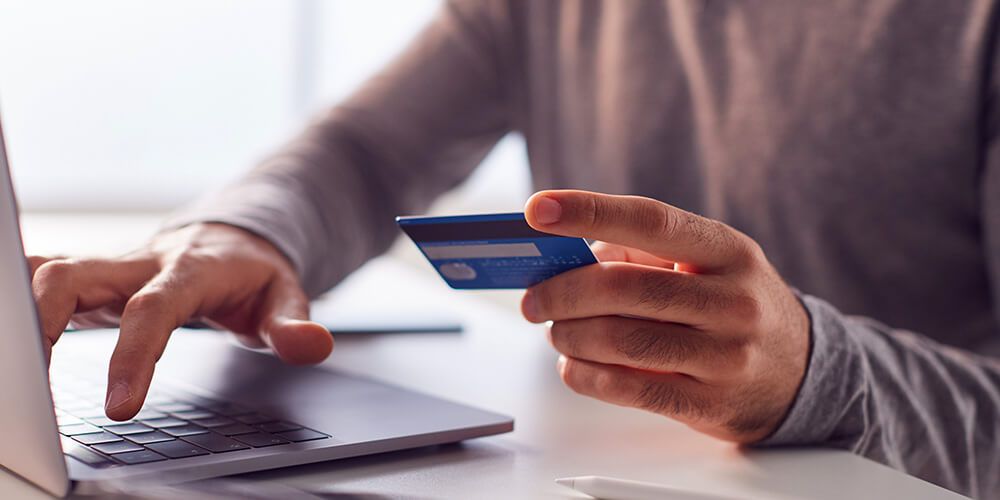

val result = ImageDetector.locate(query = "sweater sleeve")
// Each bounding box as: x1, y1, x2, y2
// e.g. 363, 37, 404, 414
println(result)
164, 0, 512, 297
757, 294, 1000, 498
755, 31, 1000, 498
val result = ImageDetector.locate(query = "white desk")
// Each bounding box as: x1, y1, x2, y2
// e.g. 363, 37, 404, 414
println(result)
2, 214, 967, 499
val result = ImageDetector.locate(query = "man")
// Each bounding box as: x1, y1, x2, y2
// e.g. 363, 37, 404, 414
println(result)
27, 1, 1000, 497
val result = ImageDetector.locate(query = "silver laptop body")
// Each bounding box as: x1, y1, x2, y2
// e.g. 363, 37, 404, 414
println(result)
0, 114, 513, 497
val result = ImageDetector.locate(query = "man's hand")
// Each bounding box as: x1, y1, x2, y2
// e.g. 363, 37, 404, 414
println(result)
28, 223, 333, 421
522, 190, 809, 443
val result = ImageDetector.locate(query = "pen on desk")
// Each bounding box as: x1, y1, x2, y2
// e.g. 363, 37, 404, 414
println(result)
555, 475, 740, 500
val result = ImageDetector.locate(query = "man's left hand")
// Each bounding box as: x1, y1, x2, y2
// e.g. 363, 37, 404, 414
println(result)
522, 189, 810, 443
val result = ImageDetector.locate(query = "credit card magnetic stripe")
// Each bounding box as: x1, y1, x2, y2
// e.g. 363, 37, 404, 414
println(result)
396, 212, 598, 289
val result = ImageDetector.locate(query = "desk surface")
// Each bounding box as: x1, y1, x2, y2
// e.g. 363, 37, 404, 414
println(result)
1, 214, 966, 499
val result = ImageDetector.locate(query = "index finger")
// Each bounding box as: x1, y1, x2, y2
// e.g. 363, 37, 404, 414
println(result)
105, 265, 204, 420
524, 190, 751, 273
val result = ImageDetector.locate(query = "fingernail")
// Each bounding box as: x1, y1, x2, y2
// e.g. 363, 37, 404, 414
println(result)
522, 290, 539, 320
534, 196, 562, 225
105, 381, 132, 411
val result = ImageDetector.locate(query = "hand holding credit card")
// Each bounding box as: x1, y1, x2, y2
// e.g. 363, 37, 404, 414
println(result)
396, 212, 597, 289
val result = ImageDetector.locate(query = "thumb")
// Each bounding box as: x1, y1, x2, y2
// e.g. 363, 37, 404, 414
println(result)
257, 276, 333, 365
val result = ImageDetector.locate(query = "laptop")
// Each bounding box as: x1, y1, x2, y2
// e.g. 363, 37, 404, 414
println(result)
0, 114, 514, 497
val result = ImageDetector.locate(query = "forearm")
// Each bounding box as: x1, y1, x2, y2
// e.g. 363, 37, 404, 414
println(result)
758, 294, 1000, 498
164, 0, 511, 296
164, 114, 419, 297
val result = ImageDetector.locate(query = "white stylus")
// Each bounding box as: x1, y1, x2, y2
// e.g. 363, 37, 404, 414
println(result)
555, 475, 740, 500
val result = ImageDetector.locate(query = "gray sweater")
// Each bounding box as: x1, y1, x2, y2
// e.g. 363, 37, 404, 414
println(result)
170, 1, 1000, 497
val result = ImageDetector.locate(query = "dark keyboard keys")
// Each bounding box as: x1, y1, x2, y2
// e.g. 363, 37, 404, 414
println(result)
141, 417, 187, 428
171, 410, 215, 420
134, 409, 167, 420
162, 424, 209, 437
124, 431, 175, 445
181, 433, 250, 453
233, 413, 273, 425
233, 432, 290, 448
104, 423, 154, 436
83, 415, 124, 427
59, 423, 101, 436
73, 431, 122, 445
92, 441, 144, 455
62, 440, 116, 468
214, 423, 257, 436
191, 416, 233, 428
276, 429, 329, 442
114, 449, 166, 465
154, 402, 197, 413
146, 440, 210, 458
206, 403, 253, 416
257, 421, 301, 433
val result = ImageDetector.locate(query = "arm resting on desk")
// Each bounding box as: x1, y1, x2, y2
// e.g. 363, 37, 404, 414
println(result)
758, 294, 1000, 498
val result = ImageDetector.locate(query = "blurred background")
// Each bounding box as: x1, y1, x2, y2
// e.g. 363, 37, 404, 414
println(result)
0, 0, 531, 215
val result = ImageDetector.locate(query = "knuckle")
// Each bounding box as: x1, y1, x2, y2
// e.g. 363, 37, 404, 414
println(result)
592, 368, 624, 397
730, 291, 764, 326
579, 194, 602, 229
171, 247, 222, 270
727, 339, 754, 375
548, 322, 581, 357
33, 260, 76, 286
647, 202, 677, 242
729, 232, 765, 268
125, 291, 173, 316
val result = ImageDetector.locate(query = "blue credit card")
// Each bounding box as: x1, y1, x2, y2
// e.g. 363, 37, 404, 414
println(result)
396, 212, 598, 289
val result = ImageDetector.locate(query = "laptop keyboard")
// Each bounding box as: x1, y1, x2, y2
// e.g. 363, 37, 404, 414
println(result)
50, 371, 331, 468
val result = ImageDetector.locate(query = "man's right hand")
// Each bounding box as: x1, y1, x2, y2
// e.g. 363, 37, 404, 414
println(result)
28, 223, 333, 421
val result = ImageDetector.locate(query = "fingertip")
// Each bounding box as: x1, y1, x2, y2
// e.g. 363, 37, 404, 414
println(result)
268, 319, 334, 365
525, 191, 563, 228
521, 289, 544, 323
104, 381, 142, 421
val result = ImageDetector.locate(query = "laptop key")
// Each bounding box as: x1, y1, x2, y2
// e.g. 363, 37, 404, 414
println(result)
233, 413, 274, 425
62, 440, 117, 469
124, 430, 175, 445
257, 421, 301, 433
73, 431, 122, 445
276, 429, 329, 442
171, 410, 215, 420
114, 449, 166, 465
92, 441, 144, 455
153, 402, 197, 413
59, 423, 102, 436
232, 432, 290, 448
214, 423, 257, 436
141, 417, 187, 428
105, 423, 154, 436
190, 416, 234, 428
181, 433, 250, 453
146, 440, 210, 458
162, 424, 209, 437
206, 403, 253, 416
134, 409, 167, 420
83, 415, 126, 427
56, 415, 84, 426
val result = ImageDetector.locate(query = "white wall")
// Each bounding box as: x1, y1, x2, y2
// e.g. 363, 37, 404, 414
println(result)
0, 0, 530, 213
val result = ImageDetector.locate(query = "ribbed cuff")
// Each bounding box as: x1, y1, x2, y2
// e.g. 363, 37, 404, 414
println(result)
755, 293, 866, 447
